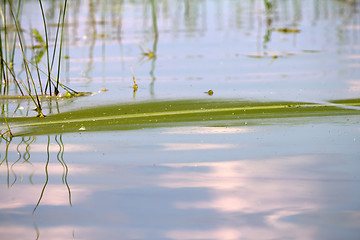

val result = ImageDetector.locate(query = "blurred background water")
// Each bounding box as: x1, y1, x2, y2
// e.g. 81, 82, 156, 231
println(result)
3, 0, 360, 114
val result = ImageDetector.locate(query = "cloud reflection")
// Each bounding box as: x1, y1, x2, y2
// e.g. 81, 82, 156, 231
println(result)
7, 143, 94, 153
159, 155, 348, 239
162, 127, 254, 135
0, 162, 94, 210
165, 227, 243, 240
160, 157, 322, 210
160, 143, 238, 151
0, 184, 90, 210
348, 80, 360, 93
0, 226, 79, 240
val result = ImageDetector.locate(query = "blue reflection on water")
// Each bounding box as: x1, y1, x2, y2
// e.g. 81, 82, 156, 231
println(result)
1, 116, 360, 239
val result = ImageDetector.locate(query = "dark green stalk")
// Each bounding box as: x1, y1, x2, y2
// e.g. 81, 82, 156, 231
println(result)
1, 0, 9, 94
35, 63, 44, 95
29, 60, 78, 95
38, 0, 54, 95
14, 68, 43, 115
6, 0, 43, 114
9, 0, 22, 73
0, 33, 7, 94
19, 49, 42, 112
3, 0, 24, 95
55, 0, 68, 93
29, 24, 45, 96
50, 3, 63, 71
0, 55, 24, 95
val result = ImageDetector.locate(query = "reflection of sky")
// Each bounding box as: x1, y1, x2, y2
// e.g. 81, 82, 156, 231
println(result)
6, 144, 94, 153
1, 120, 360, 239
0, 162, 94, 209
348, 80, 360, 93
161, 155, 360, 239
0, 184, 90, 209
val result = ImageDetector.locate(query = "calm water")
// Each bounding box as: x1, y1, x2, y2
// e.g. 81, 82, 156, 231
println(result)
1, 0, 360, 239
1, 116, 360, 240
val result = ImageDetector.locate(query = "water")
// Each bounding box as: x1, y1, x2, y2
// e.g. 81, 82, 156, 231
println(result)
1, 0, 360, 239
1, 116, 360, 239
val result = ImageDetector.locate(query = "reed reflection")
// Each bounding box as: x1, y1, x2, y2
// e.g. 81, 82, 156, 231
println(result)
0, 134, 72, 214
149, 0, 158, 96
0, 134, 75, 238
83, 0, 97, 81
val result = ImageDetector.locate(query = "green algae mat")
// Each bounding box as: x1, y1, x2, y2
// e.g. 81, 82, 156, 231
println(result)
2, 98, 360, 136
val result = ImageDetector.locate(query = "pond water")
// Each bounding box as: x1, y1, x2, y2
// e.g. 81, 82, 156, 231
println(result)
1, 0, 360, 239
1, 116, 360, 240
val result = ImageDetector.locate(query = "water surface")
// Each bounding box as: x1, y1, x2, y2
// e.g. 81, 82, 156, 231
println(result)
1, 116, 360, 239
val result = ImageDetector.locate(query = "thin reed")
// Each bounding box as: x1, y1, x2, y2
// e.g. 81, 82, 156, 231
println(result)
1, 0, 75, 121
